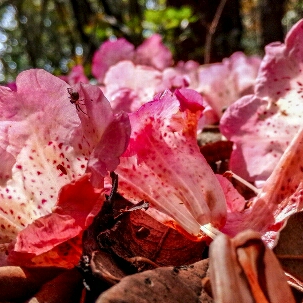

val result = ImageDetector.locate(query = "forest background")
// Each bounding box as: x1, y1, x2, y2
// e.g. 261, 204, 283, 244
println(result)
0, 0, 300, 83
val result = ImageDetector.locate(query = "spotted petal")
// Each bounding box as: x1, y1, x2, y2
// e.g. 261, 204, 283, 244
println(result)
0, 69, 130, 265
220, 19, 303, 183
115, 89, 227, 238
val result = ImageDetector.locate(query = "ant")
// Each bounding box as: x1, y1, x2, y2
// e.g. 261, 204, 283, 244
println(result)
67, 87, 87, 115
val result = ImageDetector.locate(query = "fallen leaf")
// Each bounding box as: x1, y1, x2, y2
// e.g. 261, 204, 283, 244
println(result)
0, 266, 63, 302
90, 250, 127, 285
80, 177, 206, 299
98, 206, 206, 268
25, 267, 83, 303
274, 211, 303, 285
96, 259, 211, 303
200, 140, 233, 165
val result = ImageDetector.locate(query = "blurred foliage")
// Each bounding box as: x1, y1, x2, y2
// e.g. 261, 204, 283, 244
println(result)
240, 0, 260, 54
284, 0, 303, 30
144, 6, 197, 31
0, 0, 302, 83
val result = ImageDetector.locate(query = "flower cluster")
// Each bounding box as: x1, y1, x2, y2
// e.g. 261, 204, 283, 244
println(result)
2, 20, 303, 269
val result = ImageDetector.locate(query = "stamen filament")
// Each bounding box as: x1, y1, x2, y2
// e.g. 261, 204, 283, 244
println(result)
200, 223, 222, 239
223, 170, 260, 195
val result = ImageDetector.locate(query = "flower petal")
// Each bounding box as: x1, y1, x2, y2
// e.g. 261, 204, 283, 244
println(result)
88, 112, 131, 182
104, 61, 163, 112
220, 19, 303, 183
66, 82, 131, 182
135, 34, 173, 70
12, 174, 103, 256
92, 38, 135, 83
115, 89, 226, 237
0, 70, 129, 265
198, 52, 261, 119
0, 70, 86, 247
223, 127, 303, 247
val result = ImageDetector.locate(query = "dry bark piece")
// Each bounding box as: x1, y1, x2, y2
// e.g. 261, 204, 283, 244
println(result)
96, 259, 212, 303
209, 232, 253, 303
0, 266, 64, 302
25, 267, 83, 303
209, 230, 295, 303
274, 211, 303, 288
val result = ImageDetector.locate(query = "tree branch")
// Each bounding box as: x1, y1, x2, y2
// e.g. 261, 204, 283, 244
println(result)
204, 0, 228, 64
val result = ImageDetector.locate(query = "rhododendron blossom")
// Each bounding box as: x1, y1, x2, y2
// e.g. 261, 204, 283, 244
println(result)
91, 34, 207, 120
3, 19, 303, 274
114, 88, 227, 238
59, 65, 89, 85
102, 59, 217, 128
92, 34, 172, 84
92, 36, 261, 130
220, 19, 303, 183
0, 69, 130, 267
103, 61, 163, 113
198, 51, 261, 121
223, 127, 303, 247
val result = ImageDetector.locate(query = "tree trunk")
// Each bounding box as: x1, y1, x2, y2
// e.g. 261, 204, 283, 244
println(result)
259, 0, 287, 48
166, 0, 243, 63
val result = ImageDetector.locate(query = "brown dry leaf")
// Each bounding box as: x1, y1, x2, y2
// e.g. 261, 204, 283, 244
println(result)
99, 209, 206, 268
80, 179, 206, 299
274, 211, 303, 290
96, 258, 212, 303
25, 267, 83, 303
0, 266, 64, 302
209, 230, 295, 303
89, 250, 128, 285
79, 190, 133, 298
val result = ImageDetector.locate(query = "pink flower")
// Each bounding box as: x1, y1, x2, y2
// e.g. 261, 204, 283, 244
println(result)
92, 35, 174, 116
0, 69, 130, 267
92, 34, 172, 84
93, 35, 220, 128
162, 60, 200, 91
103, 60, 207, 118
198, 52, 261, 121
134, 34, 173, 70
220, 19, 303, 183
65, 65, 89, 85
103, 61, 163, 113
8, 174, 103, 267
113, 88, 227, 238
223, 127, 303, 247
92, 38, 135, 83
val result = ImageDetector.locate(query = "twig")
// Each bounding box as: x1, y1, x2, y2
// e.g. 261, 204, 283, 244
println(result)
124, 256, 160, 269
204, 0, 228, 64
